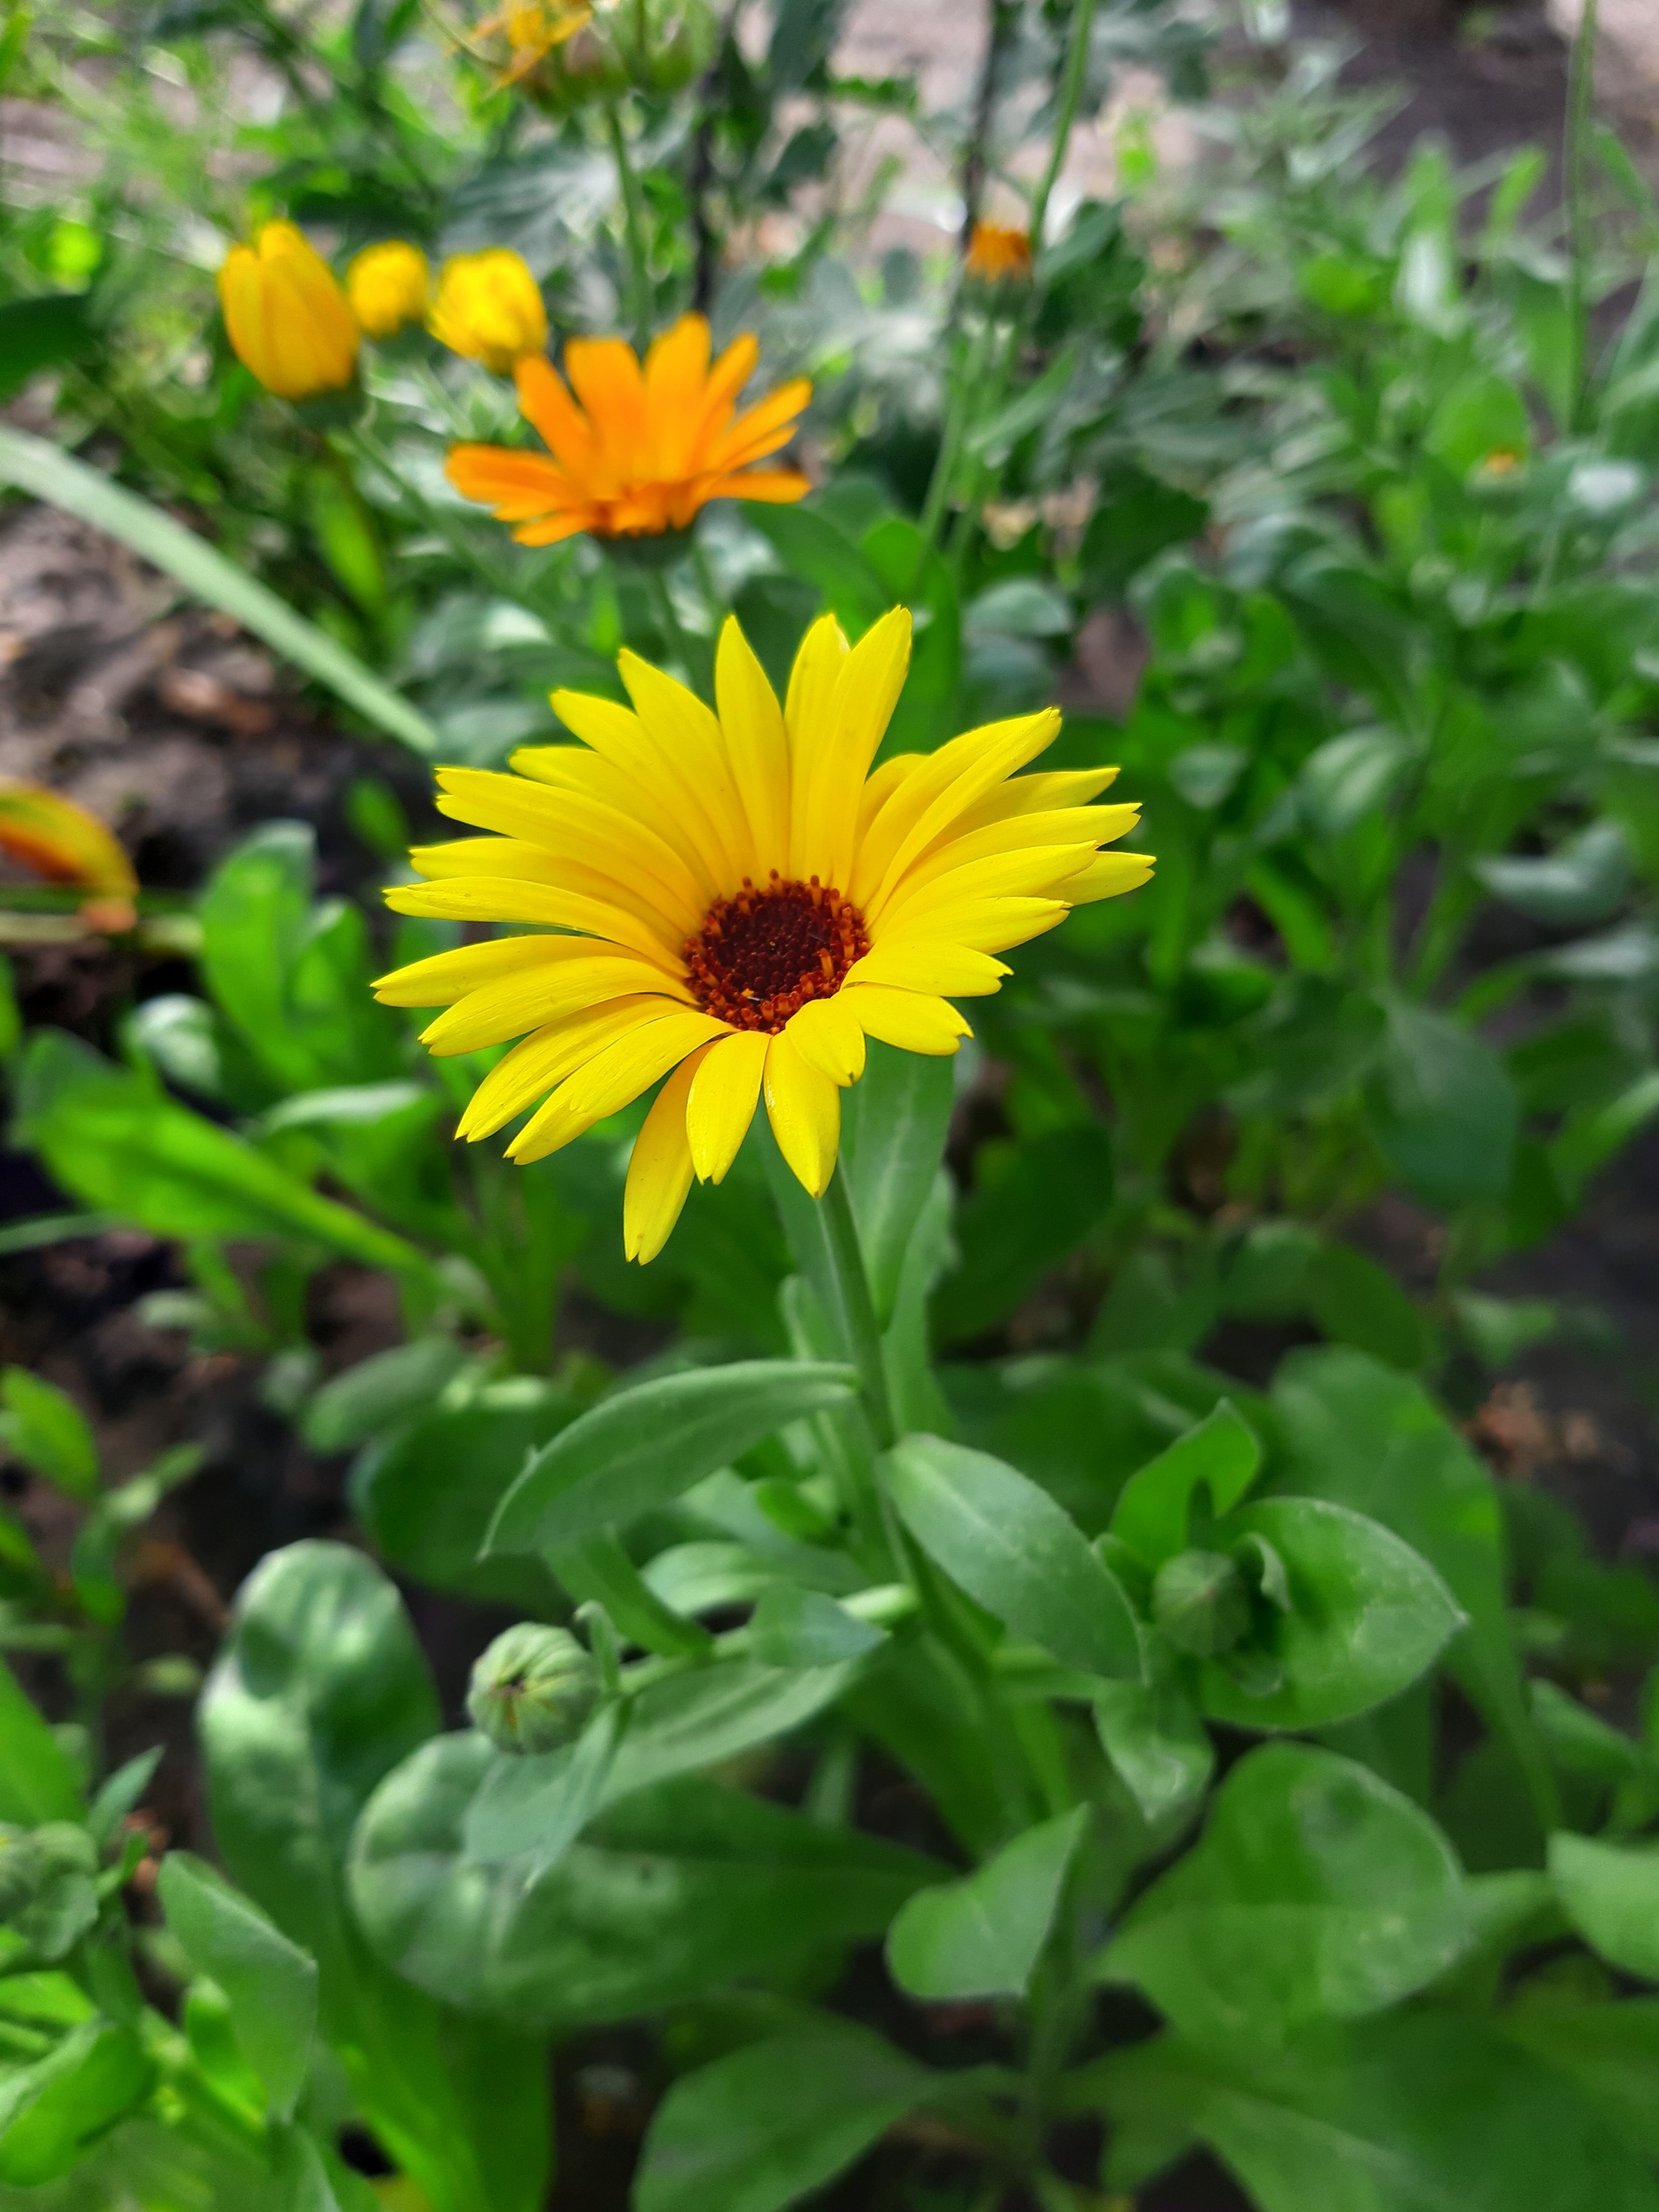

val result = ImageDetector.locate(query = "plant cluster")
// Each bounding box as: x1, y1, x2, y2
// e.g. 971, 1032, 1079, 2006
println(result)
1, 0, 1658, 2207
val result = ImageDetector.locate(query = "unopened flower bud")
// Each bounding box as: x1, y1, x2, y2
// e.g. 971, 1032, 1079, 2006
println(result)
428, 249, 548, 373
1151, 1549, 1251, 1659
218, 222, 359, 400
467, 1624, 600, 1754
347, 240, 430, 339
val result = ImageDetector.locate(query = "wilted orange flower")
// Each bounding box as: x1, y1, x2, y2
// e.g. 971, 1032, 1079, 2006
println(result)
446, 313, 810, 544
474, 0, 592, 81
965, 222, 1032, 283
0, 784, 138, 932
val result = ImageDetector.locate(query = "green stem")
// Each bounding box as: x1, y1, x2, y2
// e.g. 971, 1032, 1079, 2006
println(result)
646, 566, 710, 694
1029, 0, 1098, 262
607, 102, 654, 351
820, 1165, 898, 1451
1565, 0, 1601, 433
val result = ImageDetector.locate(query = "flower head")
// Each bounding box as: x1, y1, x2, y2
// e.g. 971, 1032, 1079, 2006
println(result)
446, 313, 810, 545
374, 609, 1151, 1261
429, 249, 548, 373
473, 0, 593, 83
217, 221, 358, 401
965, 222, 1033, 284
347, 240, 430, 338
0, 782, 138, 932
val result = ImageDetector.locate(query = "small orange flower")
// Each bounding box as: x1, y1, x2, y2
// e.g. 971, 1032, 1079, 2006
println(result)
965, 222, 1032, 283
446, 313, 811, 544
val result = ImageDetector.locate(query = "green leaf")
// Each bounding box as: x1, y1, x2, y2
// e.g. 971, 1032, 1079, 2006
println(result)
1111, 1401, 1261, 1567
156, 1852, 318, 2120
1367, 999, 1519, 1211
1272, 1348, 1554, 1825
302, 1337, 470, 1455
885, 1434, 1142, 1680
888, 1805, 1088, 2001
1101, 1745, 1470, 2044
1195, 1498, 1462, 1730
1550, 1835, 1659, 1981
485, 1361, 857, 1554
1094, 1672, 1214, 1828
748, 1586, 887, 1667
350, 1377, 571, 1613
0, 1368, 98, 1500
1503, 1998, 1659, 2163
841, 1042, 955, 1328
1082, 2013, 1659, 2212
1304, 1244, 1431, 1372
14, 1032, 428, 1279
0, 2019, 152, 2187
0, 428, 436, 756
547, 1531, 714, 1657
200, 1541, 548, 2212
0, 295, 94, 401
932, 1124, 1115, 1347
350, 1742, 938, 2031
747, 507, 890, 636
635, 2024, 929, 2212
0, 1656, 83, 1824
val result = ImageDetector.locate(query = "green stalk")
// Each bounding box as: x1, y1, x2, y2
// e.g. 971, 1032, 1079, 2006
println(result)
1029, 0, 1098, 261
646, 567, 712, 694
820, 1165, 898, 1451
1565, 0, 1601, 433
607, 102, 654, 352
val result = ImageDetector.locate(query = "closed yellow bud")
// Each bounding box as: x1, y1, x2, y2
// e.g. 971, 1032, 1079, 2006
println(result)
428, 249, 548, 373
217, 221, 359, 401
347, 240, 430, 339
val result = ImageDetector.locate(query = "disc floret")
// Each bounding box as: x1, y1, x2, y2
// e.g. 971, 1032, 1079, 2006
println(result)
684, 872, 869, 1034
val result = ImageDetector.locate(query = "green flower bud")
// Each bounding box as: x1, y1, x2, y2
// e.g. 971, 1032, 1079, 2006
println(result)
1151, 1549, 1252, 1659
467, 1624, 601, 1754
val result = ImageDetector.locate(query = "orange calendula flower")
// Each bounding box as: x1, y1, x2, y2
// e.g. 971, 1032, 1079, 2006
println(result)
965, 221, 1033, 283
217, 222, 359, 401
348, 240, 430, 339
446, 313, 811, 544
429, 249, 548, 373
373, 608, 1152, 1262
0, 783, 139, 932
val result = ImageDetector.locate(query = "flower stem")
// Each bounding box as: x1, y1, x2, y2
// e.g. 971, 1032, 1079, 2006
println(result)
820, 1164, 897, 1451
646, 566, 710, 694
1565, 0, 1601, 433
607, 101, 653, 352
1029, 0, 1097, 262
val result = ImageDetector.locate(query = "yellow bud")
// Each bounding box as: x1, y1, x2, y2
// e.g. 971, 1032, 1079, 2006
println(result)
217, 221, 359, 401
428, 248, 548, 374
346, 239, 431, 339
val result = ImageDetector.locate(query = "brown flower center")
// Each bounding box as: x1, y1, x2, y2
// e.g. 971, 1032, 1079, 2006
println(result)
684, 872, 869, 1033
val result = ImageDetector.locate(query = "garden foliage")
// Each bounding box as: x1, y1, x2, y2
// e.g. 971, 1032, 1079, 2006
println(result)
2, 0, 1659, 2206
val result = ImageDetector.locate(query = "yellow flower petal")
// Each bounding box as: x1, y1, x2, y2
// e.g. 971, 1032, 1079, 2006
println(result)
841, 984, 970, 1055
685, 1028, 770, 1182
795, 607, 911, 889
785, 613, 850, 880
373, 932, 586, 1008
714, 616, 790, 867
421, 954, 690, 1055
764, 1028, 841, 1198
1060, 850, 1157, 901
851, 709, 1060, 910
385, 874, 682, 968
785, 995, 867, 1086
509, 1007, 727, 1161
625, 1046, 714, 1264
846, 940, 1009, 995
457, 995, 668, 1139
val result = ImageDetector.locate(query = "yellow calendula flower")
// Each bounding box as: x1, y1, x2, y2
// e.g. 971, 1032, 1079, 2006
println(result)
965, 221, 1032, 283
218, 222, 359, 401
446, 313, 810, 545
428, 249, 548, 373
373, 609, 1152, 1262
347, 240, 430, 338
